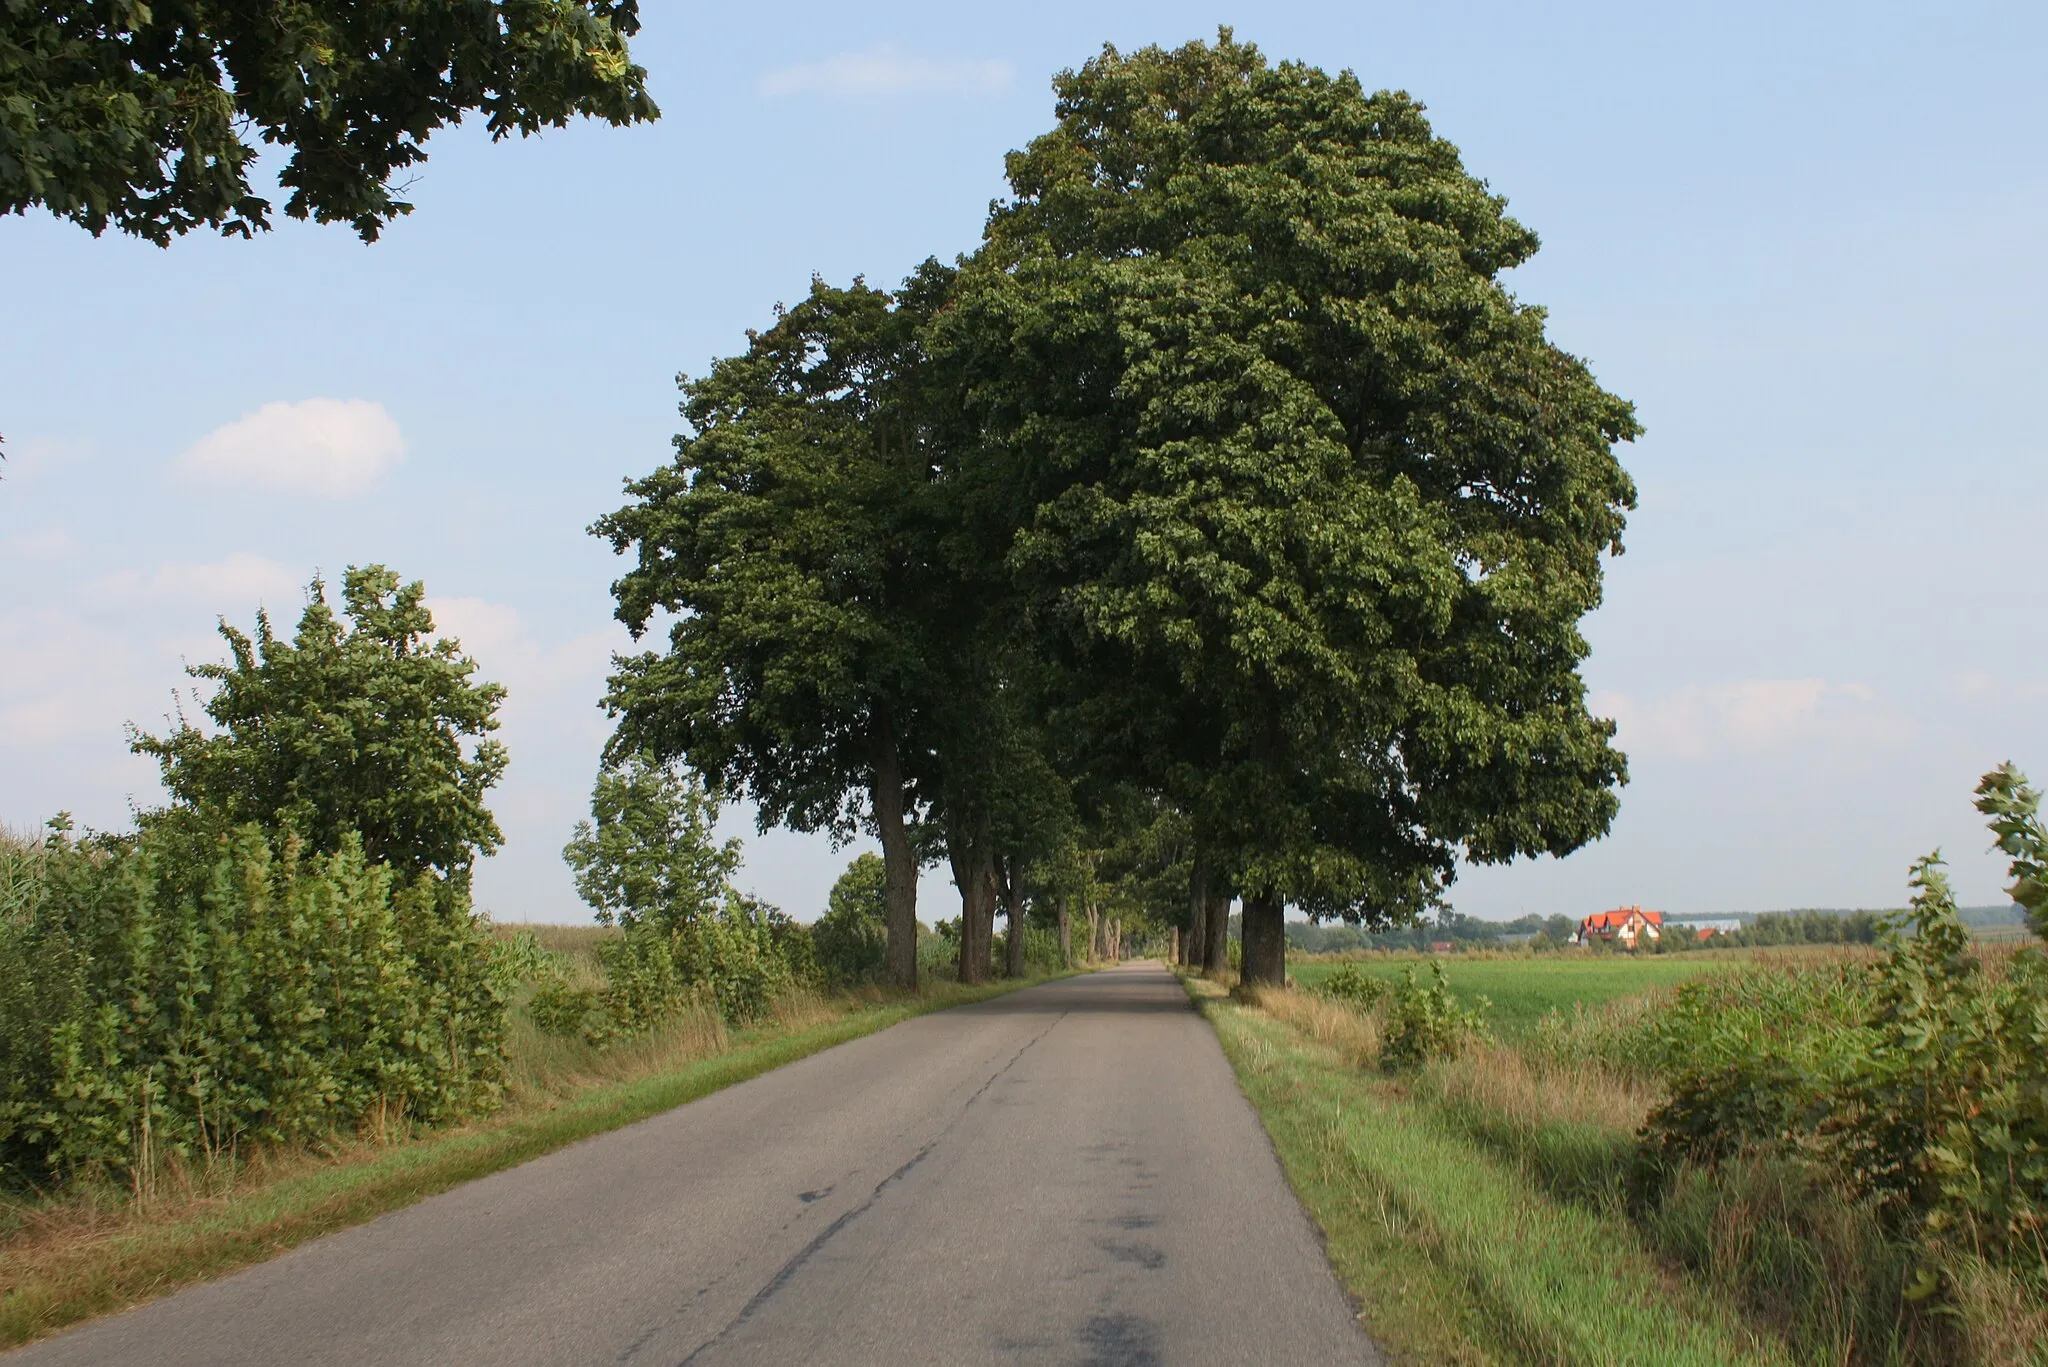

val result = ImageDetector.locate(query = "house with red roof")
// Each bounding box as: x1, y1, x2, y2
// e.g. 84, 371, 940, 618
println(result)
1574, 905, 1664, 949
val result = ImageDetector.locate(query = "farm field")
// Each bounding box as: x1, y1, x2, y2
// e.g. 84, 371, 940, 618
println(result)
1287, 952, 1734, 1034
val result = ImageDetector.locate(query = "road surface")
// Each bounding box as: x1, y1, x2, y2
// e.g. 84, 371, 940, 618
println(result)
9, 962, 1380, 1367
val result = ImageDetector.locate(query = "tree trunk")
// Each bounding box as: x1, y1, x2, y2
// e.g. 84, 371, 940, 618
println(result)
1240, 889, 1286, 986
872, 713, 918, 991
1057, 894, 1072, 967
1108, 918, 1121, 962
1185, 855, 1209, 969
1168, 927, 1180, 964
1087, 902, 1101, 963
1201, 886, 1230, 974
1001, 855, 1028, 979
948, 816, 997, 986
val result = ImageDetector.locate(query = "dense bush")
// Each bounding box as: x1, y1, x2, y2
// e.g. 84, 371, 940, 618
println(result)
1, 571, 515, 1194
0, 820, 504, 1191
1000, 926, 1066, 975
1640, 763, 2048, 1294
129, 566, 507, 879
1641, 961, 1876, 1170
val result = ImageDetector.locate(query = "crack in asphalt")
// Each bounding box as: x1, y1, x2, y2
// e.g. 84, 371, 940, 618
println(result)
668, 1009, 1071, 1367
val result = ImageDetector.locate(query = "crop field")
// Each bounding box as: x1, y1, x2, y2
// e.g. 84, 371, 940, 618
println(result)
1287, 952, 1734, 1034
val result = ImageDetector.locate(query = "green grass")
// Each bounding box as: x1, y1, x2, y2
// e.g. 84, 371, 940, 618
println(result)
1289, 953, 1732, 1035
0, 971, 1071, 1351
1191, 980, 1794, 1366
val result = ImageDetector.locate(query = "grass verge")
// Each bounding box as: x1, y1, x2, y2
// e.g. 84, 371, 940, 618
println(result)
0, 972, 1070, 1350
1184, 974, 1797, 1366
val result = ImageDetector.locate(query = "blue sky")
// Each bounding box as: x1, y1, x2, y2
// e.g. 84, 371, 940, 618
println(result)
3, 1, 2044, 924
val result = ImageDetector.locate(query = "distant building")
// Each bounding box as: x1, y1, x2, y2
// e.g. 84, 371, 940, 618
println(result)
1575, 905, 1664, 948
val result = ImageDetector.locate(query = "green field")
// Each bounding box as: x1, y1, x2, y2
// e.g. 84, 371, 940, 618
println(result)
1288, 953, 1732, 1034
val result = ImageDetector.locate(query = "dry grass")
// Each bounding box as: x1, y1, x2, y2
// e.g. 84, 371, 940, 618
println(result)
491, 921, 617, 958
1235, 983, 1382, 1068
1430, 1039, 1658, 1139
1948, 1256, 2048, 1366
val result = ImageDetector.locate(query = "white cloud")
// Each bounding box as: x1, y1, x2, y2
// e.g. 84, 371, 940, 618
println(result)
0, 434, 90, 484
178, 398, 404, 497
759, 44, 1013, 98
429, 596, 531, 665
0, 609, 149, 747
427, 596, 620, 705
5, 526, 76, 561
149, 553, 301, 606
1946, 669, 2048, 705
1594, 678, 1893, 762
95, 553, 302, 610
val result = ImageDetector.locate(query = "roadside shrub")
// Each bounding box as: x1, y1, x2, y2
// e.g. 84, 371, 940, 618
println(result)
1639, 762, 2048, 1312
1314, 963, 1392, 1011
992, 926, 1065, 976
526, 978, 599, 1036
558, 756, 813, 1035
1831, 852, 2048, 1270
1381, 962, 1488, 1070
128, 565, 507, 879
0, 820, 504, 1192
1639, 1151, 1931, 1367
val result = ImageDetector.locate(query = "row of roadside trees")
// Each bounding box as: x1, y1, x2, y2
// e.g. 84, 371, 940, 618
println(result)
590, 31, 1640, 989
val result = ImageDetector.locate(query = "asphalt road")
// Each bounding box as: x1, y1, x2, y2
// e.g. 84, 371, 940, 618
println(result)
9, 962, 1381, 1367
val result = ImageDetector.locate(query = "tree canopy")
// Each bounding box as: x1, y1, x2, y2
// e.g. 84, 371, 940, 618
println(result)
933, 32, 1638, 980
599, 32, 1638, 988
132, 565, 507, 879
594, 274, 953, 987
2, 0, 656, 243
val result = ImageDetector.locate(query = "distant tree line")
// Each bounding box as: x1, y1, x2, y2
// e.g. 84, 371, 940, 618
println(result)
1286, 912, 1579, 954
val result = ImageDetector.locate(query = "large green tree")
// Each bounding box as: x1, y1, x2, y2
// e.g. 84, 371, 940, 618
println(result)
937, 32, 1640, 984
595, 274, 951, 990
131, 564, 507, 880
2, 0, 656, 243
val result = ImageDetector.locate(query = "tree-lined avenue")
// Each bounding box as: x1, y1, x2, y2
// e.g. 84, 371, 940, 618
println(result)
4, 964, 1380, 1367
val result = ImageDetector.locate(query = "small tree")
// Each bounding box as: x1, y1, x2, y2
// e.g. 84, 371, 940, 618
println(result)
561, 754, 737, 931
131, 565, 507, 882
560, 756, 805, 1027
813, 853, 889, 987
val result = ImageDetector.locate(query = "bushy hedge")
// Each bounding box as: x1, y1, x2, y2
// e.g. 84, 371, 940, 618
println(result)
0, 820, 505, 1190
